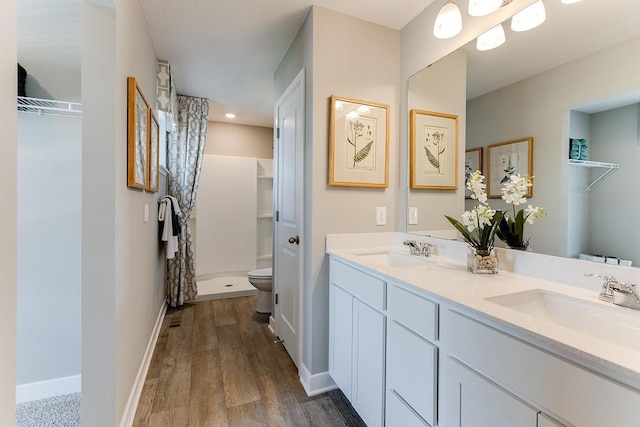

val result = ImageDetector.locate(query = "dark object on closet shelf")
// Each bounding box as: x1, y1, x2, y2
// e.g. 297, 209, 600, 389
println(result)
18, 63, 27, 97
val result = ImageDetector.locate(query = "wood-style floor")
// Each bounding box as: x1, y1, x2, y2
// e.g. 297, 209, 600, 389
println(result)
132, 296, 366, 426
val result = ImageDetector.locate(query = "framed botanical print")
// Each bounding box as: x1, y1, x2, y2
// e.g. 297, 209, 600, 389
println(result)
487, 137, 533, 198
329, 95, 390, 188
127, 76, 150, 189
410, 109, 458, 190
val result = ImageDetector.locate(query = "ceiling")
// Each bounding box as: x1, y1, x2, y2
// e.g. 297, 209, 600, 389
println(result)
140, 0, 434, 127
18, 1, 640, 127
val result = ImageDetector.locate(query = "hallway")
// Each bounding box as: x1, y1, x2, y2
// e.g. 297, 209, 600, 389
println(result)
132, 296, 365, 426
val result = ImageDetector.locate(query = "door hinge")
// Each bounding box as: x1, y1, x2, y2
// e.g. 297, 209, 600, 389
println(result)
277, 128, 280, 139
275, 293, 279, 304
276, 211, 279, 222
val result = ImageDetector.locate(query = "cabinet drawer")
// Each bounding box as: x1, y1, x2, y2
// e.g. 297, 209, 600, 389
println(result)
330, 259, 386, 310
388, 283, 438, 341
444, 309, 640, 427
387, 320, 437, 426
386, 390, 431, 427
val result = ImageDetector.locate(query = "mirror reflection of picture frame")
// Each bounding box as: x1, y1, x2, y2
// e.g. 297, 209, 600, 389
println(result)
410, 109, 458, 190
487, 137, 533, 198
147, 110, 160, 192
127, 76, 150, 189
329, 95, 390, 188
464, 147, 483, 199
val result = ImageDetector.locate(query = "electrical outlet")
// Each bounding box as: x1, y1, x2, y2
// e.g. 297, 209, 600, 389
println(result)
376, 207, 387, 226
409, 207, 418, 225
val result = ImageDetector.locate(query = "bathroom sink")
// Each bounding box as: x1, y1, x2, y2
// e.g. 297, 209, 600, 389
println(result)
352, 250, 434, 268
486, 289, 640, 352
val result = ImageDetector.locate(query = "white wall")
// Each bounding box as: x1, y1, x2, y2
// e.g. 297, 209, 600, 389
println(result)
0, 0, 18, 422
83, 0, 165, 424
195, 155, 258, 276
589, 104, 640, 266
16, 113, 81, 388
466, 36, 640, 257
407, 49, 466, 232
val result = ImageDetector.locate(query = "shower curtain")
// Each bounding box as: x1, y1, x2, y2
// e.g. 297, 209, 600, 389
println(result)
165, 95, 209, 307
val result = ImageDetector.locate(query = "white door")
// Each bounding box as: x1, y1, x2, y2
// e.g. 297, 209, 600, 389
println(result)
274, 69, 304, 368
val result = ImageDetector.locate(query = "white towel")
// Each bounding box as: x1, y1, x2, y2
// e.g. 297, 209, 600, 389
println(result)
159, 196, 182, 259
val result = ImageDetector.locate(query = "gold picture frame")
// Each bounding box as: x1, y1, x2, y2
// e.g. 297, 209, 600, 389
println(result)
465, 147, 483, 199
127, 76, 150, 189
329, 95, 390, 188
410, 109, 458, 190
487, 137, 534, 198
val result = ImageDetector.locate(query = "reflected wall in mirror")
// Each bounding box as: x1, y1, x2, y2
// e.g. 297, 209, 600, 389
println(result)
127, 76, 150, 189
407, 0, 640, 265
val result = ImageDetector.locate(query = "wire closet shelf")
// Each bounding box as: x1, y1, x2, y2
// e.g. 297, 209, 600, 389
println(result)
17, 96, 82, 119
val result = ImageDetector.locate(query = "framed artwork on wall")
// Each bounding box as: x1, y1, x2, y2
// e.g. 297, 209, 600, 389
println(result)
464, 147, 483, 199
329, 95, 390, 188
148, 110, 160, 193
487, 137, 533, 198
410, 109, 458, 190
127, 76, 150, 189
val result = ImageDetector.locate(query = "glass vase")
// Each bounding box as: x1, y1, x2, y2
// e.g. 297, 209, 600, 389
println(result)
468, 248, 498, 274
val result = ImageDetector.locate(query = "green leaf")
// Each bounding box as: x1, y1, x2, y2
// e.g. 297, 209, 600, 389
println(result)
445, 215, 479, 247
425, 147, 440, 169
354, 141, 373, 164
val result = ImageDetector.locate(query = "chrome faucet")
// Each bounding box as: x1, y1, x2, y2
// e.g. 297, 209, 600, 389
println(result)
585, 273, 640, 310
403, 240, 434, 257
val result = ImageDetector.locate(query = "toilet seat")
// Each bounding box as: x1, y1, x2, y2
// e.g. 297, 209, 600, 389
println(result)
248, 268, 272, 280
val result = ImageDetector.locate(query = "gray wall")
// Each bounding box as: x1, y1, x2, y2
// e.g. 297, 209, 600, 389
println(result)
0, 0, 18, 422
82, 0, 165, 424
17, 113, 81, 385
589, 104, 640, 265
205, 121, 273, 158
275, 6, 401, 376
567, 110, 591, 258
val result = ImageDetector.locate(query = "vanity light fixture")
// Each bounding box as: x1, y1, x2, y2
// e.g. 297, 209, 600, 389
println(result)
476, 23, 506, 51
511, 0, 546, 32
433, 1, 463, 39
468, 0, 502, 17
225, 113, 236, 119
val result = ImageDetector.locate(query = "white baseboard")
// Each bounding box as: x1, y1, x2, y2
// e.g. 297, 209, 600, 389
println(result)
119, 301, 167, 427
16, 374, 81, 403
299, 363, 338, 397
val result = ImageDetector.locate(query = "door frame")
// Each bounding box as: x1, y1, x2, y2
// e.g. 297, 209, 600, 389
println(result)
272, 67, 305, 369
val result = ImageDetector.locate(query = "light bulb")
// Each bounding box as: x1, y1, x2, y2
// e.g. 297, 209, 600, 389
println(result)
511, 0, 546, 32
476, 24, 506, 51
468, 0, 502, 17
433, 1, 463, 39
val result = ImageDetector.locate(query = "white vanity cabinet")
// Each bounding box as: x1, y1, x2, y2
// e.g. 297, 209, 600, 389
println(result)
441, 309, 640, 427
329, 259, 386, 427
386, 283, 439, 427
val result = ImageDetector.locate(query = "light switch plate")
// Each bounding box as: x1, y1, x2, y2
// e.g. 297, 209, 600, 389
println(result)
409, 207, 418, 225
376, 207, 387, 226
143, 204, 149, 223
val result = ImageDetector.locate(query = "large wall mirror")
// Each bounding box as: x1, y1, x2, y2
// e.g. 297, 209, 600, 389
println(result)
407, 0, 640, 266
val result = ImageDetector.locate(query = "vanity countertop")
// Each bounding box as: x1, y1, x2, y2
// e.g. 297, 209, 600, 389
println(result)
328, 245, 640, 388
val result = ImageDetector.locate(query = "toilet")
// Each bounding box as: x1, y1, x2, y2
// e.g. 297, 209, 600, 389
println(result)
248, 268, 273, 313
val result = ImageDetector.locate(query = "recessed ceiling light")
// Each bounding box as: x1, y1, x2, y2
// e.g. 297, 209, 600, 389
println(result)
225, 113, 236, 119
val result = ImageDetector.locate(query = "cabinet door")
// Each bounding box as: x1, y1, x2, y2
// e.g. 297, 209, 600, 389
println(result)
329, 284, 353, 399
387, 320, 437, 426
444, 357, 537, 427
352, 299, 386, 427
387, 390, 430, 427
